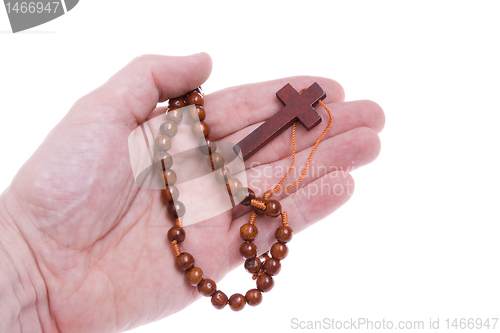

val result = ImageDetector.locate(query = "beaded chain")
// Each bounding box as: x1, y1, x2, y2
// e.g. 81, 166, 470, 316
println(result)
155, 86, 332, 311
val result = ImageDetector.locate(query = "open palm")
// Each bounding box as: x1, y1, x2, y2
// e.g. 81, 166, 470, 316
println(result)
2, 53, 384, 333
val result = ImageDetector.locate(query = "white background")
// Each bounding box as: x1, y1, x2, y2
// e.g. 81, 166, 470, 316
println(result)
1, 1, 499, 332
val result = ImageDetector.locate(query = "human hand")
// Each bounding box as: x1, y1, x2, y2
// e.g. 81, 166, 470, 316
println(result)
0, 53, 384, 333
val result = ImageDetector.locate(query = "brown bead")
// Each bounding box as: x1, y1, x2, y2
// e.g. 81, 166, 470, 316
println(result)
239, 242, 257, 259
207, 153, 225, 170
256, 274, 274, 292
228, 293, 246, 312
214, 167, 231, 184
275, 226, 293, 243
250, 197, 265, 214
167, 109, 184, 124
198, 137, 217, 155
245, 289, 263, 306
155, 135, 171, 151
167, 201, 186, 218
211, 290, 228, 309
154, 152, 173, 169
198, 278, 216, 297
175, 252, 194, 271
263, 258, 281, 276
236, 187, 256, 206
160, 169, 177, 186
167, 226, 185, 243
186, 267, 203, 286
168, 97, 185, 109
161, 185, 179, 203
244, 258, 262, 274
270, 242, 288, 260
185, 91, 204, 105
187, 105, 206, 122
159, 120, 177, 137
226, 177, 243, 196
240, 223, 258, 241
192, 121, 210, 138
264, 200, 281, 218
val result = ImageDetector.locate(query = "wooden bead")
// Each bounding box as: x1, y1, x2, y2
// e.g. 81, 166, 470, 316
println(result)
211, 290, 228, 309
275, 226, 293, 243
167, 201, 186, 218
176, 252, 194, 271
228, 293, 246, 312
160, 169, 177, 186
166, 109, 184, 124
214, 167, 231, 184
186, 267, 203, 286
199, 137, 217, 155
264, 200, 281, 218
207, 153, 225, 170
244, 258, 262, 274
270, 242, 288, 260
263, 258, 281, 276
256, 273, 274, 292
185, 91, 204, 105
240, 223, 258, 241
155, 135, 171, 151
168, 97, 185, 109
192, 121, 210, 138
159, 120, 178, 137
161, 185, 179, 203
167, 226, 185, 243
236, 187, 255, 206
245, 289, 263, 306
198, 278, 216, 297
226, 177, 243, 196
251, 197, 266, 214
154, 152, 173, 169
239, 242, 257, 259
188, 105, 206, 122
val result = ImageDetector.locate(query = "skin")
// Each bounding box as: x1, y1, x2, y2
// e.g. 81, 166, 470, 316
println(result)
0, 53, 384, 333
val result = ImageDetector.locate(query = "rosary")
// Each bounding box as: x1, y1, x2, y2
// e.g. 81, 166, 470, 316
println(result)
154, 83, 332, 311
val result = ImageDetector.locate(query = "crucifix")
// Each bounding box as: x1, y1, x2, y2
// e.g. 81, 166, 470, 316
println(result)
234, 82, 327, 161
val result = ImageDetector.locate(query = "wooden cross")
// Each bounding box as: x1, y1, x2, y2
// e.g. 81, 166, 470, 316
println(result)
234, 82, 326, 161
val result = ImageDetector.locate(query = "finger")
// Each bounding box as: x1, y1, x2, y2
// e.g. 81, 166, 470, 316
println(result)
203, 76, 345, 139
226, 171, 355, 269
74, 53, 212, 129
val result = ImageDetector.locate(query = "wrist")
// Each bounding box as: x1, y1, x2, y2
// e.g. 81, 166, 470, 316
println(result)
0, 192, 59, 333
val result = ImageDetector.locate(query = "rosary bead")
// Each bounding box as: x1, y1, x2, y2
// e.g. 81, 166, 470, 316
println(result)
168, 97, 185, 109
176, 252, 195, 271
155, 135, 172, 151
275, 226, 293, 243
159, 120, 178, 137
198, 137, 217, 155
166, 109, 184, 125
198, 278, 216, 297
167, 226, 186, 243
226, 177, 243, 196
236, 187, 255, 206
270, 242, 288, 260
264, 200, 282, 218
188, 105, 206, 122
161, 185, 179, 203
185, 91, 204, 106
154, 152, 173, 169
186, 267, 203, 286
211, 290, 228, 309
240, 223, 258, 241
244, 258, 262, 274
228, 293, 246, 312
239, 241, 257, 259
160, 169, 177, 186
250, 198, 266, 214
207, 152, 225, 170
167, 201, 186, 218
214, 167, 231, 184
245, 289, 263, 307
192, 121, 211, 138
263, 258, 281, 276
256, 273, 274, 292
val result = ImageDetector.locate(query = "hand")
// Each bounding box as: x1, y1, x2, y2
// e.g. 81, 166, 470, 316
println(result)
0, 53, 384, 333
